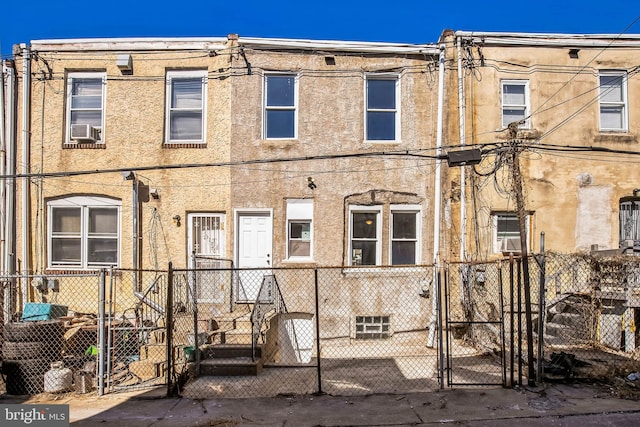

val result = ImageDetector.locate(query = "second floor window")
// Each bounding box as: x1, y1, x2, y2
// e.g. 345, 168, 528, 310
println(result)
501, 80, 530, 129
264, 74, 297, 139
166, 70, 207, 143
366, 75, 399, 141
66, 72, 105, 143
599, 71, 628, 131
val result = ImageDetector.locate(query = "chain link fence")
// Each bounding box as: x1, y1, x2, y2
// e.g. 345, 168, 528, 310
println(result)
2, 253, 640, 398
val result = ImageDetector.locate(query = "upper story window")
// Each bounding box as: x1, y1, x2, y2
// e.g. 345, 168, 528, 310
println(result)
390, 205, 421, 265
493, 212, 530, 254
165, 70, 207, 144
48, 196, 121, 269
599, 71, 628, 132
366, 74, 400, 142
501, 80, 530, 129
66, 72, 106, 144
286, 199, 313, 261
264, 73, 297, 139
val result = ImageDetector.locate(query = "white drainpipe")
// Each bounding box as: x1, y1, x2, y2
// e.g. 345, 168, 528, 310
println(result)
427, 46, 446, 348
21, 44, 31, 305
3, 61, 17, 321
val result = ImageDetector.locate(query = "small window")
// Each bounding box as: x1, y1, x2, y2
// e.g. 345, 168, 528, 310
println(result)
349, 207, 382, 266
501, 80, 530, 129
66, 72, 105, 143
355, 315, 391, 339
391, 207, 420, 265
264, 74, 297, 139
493, 212, 530, 253
165, 70, 207, 143
49, 196, 120, 268
366, 75, 399, 141
599, 71, 628, 131
286, 199, 313, 260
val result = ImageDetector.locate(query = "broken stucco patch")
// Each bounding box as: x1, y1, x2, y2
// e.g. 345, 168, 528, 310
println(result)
575, 185, 613, 250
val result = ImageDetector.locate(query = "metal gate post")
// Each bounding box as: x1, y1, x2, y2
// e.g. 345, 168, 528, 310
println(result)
437, 268, 445, 389
98, 269, 106, 395
314, 268, 322, 395
166, 262, 174, 397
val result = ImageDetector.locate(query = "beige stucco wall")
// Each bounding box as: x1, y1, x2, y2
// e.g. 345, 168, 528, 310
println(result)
443, 34, 640, 259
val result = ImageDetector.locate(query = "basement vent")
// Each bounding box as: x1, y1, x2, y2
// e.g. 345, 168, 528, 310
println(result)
355, 315, 390, 340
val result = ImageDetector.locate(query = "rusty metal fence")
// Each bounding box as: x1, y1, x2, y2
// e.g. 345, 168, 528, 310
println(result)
2, 253, 640, 398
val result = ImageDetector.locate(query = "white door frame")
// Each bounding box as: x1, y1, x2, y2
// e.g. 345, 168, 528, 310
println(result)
234, 208, 273, 302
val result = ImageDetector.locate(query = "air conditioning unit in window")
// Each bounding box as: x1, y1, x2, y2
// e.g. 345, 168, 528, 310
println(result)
70, 124, 100, 142
501, 237, 522, 254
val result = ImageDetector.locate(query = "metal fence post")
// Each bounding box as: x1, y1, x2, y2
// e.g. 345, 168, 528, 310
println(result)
98, 269, 106, 395
536, 232, 546, 383
314, 268, 322, 395
166, 262, 174, 397
437, 268, 445, 389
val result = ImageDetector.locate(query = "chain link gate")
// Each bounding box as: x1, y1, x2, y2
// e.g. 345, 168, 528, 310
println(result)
441, 261, 507, 387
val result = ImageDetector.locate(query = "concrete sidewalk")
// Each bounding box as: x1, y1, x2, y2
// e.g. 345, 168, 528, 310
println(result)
3, 382, 640, 426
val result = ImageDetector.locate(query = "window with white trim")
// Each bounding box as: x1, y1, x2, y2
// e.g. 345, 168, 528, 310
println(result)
599, 71, 628, 131
165, 70, 207, 143
286, 199, 313, 260
349, 206, 382, 265
501, 80, 530, 129
493, 212, 530, 254
66, 72, 106, 143
366, 74, 400, 141
391, 205, 420, 265
48, 196, 121, 269
264, 73, 297, 139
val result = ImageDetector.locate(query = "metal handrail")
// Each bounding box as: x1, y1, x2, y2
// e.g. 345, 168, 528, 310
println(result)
250, 275, 287, 361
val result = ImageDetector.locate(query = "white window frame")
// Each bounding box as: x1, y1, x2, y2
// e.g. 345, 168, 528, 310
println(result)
389, 204, 421, 265
165, 70, 208, 144
349, 206, 382, 266
599, 70, 628, 132
285, 199, 313, 261
501, 80, 530, 129
66, 72, 106, 144
493, 212, 530, 254
263, 72, 298, 140
48, 196, 121, 269
365, 74, 400, 142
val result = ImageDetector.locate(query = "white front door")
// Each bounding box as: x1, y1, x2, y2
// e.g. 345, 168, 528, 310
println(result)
236, 211, 272, 302
187, 213, 226, 303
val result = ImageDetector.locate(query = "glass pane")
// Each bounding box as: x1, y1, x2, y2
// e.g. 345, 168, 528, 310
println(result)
170, 111, 203, 140
172, 78, 203, 108
52, 208, 81, 233
502, 108, 525, 126
393, 212, 416, 239
290, 222, 310, 239
88, 239, 117, 263
89, 208, 117, 234
367, 79, 396, 109
266, 110, 295, 138
71, 111, 102, 127
600, 106, 623, 129
392, 241, 416, 265
352, 240, 376, 265
353, 213, 377, 238
497, 215, 519, 233
600, 75, 623, 102
72, 79, 102, 96
503, 84, 525, 105
71, 95, 102, 109
367, 111, 396, 140
289, 240, 310, 257
52, 238, 81, 263
267, 76, 295, 107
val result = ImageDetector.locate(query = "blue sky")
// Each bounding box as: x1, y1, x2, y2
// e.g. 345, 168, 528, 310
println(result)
2, 1, 639, 57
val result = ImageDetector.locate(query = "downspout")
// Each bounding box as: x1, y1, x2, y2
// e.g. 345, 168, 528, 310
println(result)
457, 36, 467, 263
427, 45, 446, 348
0, 62, 6, 273
20, 45, 31, 306
3, 61, 17, 321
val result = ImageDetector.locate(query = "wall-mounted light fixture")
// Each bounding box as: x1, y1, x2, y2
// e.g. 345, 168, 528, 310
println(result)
121, 171, 135, 181
569, 49, 580, 59
150, 188, 159, 199
307, 177, 317, 190
173, 215, 181, 227
117, 53, 133, 74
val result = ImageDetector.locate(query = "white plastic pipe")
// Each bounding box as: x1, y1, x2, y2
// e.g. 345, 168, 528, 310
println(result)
21, 45, 31, 306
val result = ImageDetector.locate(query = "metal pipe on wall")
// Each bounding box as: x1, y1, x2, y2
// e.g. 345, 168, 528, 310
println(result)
3, 61, 17, 322
21, 44, 31, 306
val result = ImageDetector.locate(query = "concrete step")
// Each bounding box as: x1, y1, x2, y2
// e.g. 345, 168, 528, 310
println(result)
202, 344, 261, 359
199, 357, 263, 376
221, 328, 253, 345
